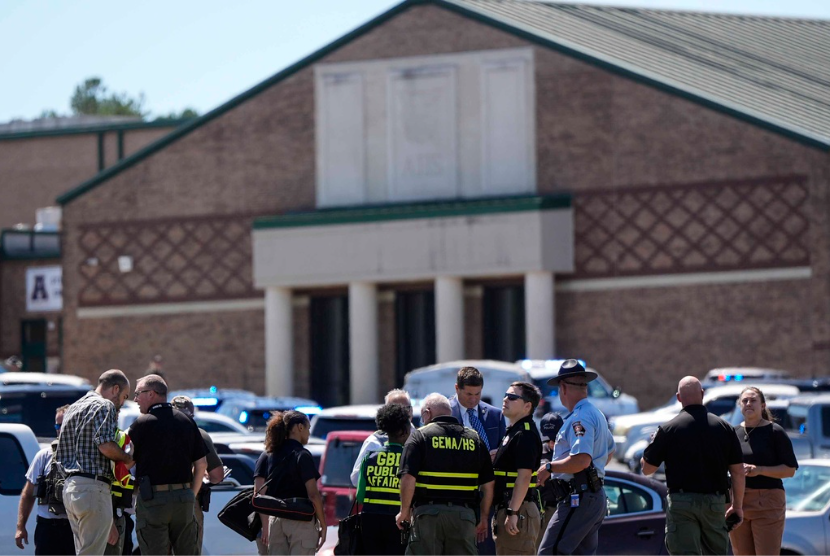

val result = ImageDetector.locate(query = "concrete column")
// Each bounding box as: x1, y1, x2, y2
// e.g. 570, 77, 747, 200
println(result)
435, 276, 464, 362
525, 271, 555, 360
265, 287, 293, 397
349, 282, 379, 404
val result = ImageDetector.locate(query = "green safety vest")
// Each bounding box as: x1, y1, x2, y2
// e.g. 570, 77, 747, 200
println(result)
360, 445, 403, 514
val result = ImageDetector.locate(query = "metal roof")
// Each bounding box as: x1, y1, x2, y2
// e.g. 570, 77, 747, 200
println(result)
448, 0, 830, 147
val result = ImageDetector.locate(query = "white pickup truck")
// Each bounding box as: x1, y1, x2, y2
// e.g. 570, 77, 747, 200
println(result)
0, 423, 258, 555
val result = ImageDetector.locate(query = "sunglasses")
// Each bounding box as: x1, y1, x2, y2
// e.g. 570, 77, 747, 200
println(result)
504, 392, 529, 402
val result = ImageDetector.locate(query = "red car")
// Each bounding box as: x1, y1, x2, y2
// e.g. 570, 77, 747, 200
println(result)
318, 430, 372, 525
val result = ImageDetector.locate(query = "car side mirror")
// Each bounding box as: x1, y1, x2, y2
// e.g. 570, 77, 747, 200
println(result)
612, 388, 622, 399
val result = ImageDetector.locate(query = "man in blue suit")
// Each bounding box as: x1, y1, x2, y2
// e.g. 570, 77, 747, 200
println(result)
448, 366, 507, 555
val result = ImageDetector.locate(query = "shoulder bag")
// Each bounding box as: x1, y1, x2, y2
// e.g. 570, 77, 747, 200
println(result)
250, 449, 316, 522
217, 487, 261, 542
333, 500, 363, 555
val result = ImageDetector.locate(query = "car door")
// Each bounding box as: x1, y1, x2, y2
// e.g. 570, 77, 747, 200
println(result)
598, 479, 666, 555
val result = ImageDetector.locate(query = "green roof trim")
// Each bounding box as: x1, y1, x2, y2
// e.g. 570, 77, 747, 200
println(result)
0, 119, 190, 142
55, 0, 829, 207
253, 194, 571, 230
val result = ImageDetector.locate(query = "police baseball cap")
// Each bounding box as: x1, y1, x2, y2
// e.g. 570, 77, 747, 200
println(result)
546, 359, 598, 386
539, 412, 564, 442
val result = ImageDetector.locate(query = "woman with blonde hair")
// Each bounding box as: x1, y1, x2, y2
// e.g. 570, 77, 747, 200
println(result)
254, 410, 326, 555
730, 386, 797, 555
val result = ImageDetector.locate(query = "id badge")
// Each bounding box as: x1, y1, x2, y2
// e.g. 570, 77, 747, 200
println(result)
570, 494, 580, 508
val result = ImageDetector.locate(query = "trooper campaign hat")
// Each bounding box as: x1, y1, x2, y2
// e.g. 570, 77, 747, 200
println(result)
546, 359, 598, 385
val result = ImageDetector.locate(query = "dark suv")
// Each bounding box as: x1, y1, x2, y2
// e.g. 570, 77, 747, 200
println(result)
0, 384, 89, 437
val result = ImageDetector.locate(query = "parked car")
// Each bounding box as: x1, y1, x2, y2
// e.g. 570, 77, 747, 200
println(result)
118, 405, 251, 435
0, 384, 89, 437
0, 424, 41, 554
168, 387, 258, 412
0, 372, 91, 388
318, 430, 372, 526
781, 459, 830, 555
309, 404, 383, 440
217, 396, 322, 431
782, 393, 830, 460
404, 360, 531, 406
599, 470, 668, 554
702, 367, 790, 385
520, 359, 639, 419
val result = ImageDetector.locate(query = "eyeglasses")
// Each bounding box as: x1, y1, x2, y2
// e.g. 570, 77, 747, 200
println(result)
134, 389, 155, 398
561, 380, 588, 388
504, 393, 529, 402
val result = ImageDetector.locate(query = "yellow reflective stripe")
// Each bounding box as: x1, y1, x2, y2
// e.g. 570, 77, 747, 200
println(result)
494, 471, 538, 477
365, 487, 399, 494
504, 482, 538, 488
420, 471, 478, 479
365, 499, 400, 506
524, 423, 530, 430
415, 483, 478, 491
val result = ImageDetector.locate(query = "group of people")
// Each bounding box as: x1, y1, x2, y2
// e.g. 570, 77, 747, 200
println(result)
342, 361, 615, 556
13, 363, 800, 556
642, 376, 798, 556
15, 370, 225, 556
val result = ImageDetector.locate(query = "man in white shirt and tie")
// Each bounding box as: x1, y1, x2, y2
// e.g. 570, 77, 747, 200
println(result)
449, 366, 506, 555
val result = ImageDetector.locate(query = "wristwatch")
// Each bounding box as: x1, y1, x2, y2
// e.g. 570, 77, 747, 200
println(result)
545, 462, 552, 472
505, 508, 516, 516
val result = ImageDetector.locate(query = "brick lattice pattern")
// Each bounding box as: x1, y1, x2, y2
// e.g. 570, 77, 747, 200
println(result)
77, 214, 260, 306
573, 176, 810, 278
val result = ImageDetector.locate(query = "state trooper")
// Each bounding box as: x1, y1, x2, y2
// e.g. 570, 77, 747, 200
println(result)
396, 393, 495, 556
537, 360, 615, 555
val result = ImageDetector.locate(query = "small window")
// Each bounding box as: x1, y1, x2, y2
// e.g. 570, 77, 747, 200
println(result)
0, 433, 29, 495
223, 457, 254, 486
320, 439, 363, 487
604, 483, 653, 516
821, 406, 830, 439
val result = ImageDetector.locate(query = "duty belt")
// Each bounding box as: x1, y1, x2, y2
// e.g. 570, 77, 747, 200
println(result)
152, 482, 191, 492
413, 500, 475, 509
68, 472, 111, 485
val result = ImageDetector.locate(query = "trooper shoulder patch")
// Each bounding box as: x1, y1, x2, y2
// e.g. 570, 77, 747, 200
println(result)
572, 421, 586, 437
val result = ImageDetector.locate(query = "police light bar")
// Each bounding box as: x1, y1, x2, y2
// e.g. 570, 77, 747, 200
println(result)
238, 410, 249, 424
717, 374, 744, 382
519, 359, 587, 370
295, 405, 322, 416
192, 397, 219, 407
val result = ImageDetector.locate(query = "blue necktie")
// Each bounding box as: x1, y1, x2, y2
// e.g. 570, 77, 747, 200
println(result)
467, 407, 490, 450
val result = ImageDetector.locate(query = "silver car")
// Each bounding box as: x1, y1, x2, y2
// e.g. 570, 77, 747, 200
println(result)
781, 459, 830, 555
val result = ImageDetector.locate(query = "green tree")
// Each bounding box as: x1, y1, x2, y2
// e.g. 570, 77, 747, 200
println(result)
70, 77, 146, 117
153, 107, 199, 121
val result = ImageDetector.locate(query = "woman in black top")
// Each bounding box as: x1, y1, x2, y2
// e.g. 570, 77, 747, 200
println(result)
254, 410, 326, 555
730, 386, 797, 556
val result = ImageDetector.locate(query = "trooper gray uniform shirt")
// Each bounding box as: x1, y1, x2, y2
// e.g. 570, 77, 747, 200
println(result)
539, 398, 614, 555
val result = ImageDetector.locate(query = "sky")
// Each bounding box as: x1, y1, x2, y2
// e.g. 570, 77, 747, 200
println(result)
1, 0, 828, 124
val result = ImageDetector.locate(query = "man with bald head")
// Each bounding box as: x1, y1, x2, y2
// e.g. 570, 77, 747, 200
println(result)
396, 393, 494, 555
642, 376, 744, 555
56, 369, 134, 555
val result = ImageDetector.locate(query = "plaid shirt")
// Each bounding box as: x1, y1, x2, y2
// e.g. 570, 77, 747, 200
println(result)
55, 391, 118, 479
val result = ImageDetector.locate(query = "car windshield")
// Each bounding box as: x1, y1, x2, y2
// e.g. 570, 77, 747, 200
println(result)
310, 417, 377, 439
784, 464, 830, 512
0, 390, 87, 436
321, 437, 364, 487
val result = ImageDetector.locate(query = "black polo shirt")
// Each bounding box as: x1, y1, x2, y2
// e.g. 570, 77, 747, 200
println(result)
737, 422, 798, 490
492, 415, 541, 496
643, 404, 742, 494
254, 439, 320, 499
130, 403, 206, 485
399, 415, 494, 505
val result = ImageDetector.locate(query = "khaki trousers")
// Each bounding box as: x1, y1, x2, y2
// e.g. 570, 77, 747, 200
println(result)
265, 516, 318, 555
63, 476, 113, 556
729, 488, 786, 556
493, 501, 541, 556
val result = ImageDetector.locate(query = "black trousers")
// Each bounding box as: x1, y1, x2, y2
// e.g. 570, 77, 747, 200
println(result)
360, 512, 406, 555
35, 516, 75, 555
